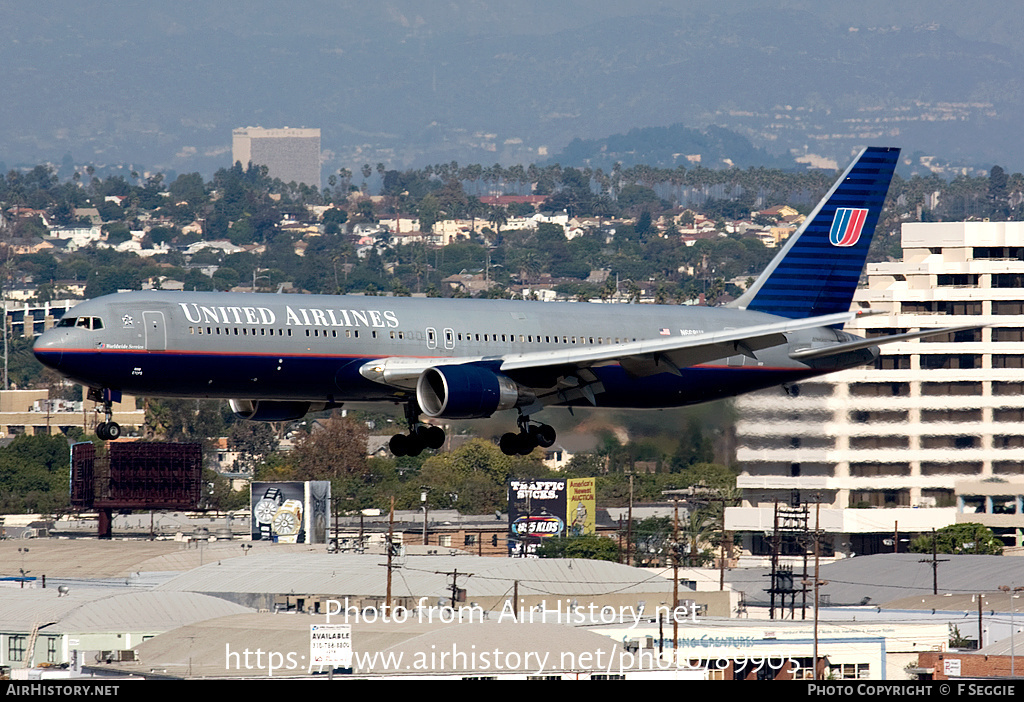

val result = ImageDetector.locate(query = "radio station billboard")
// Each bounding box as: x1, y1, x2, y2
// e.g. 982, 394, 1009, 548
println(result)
507, 477, 595, 556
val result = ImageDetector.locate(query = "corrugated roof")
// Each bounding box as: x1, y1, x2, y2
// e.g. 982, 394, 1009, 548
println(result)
91, 613, 627, 679
0, 538, 314, 579
726, 553, 1024, 607
154, 552, 674, 600
0, 588, 252, 633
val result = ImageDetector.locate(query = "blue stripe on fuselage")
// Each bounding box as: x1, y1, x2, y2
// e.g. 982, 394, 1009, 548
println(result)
42, 348, 818, 408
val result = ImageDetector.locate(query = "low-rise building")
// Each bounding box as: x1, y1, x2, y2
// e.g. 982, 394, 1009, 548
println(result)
0, 389, 143, 438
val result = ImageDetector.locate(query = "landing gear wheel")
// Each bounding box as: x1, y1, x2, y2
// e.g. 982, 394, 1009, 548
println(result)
389, 434, 409, 457
500, 414, 556, 455
530, 424, 556, 449
515, 431, 538, 456
499, 432, 521, 456
415, 424, 446, 450
392, 401, 446, 456
96, 422, 120, 441
387, 431, 428, 458
91, 388, 120, 441
404, 435, 425, 457
499, 431, 539, 456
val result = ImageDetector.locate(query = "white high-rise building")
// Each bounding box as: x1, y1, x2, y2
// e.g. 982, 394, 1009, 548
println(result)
727, 222, 1024, 557
232, 127, 321, 188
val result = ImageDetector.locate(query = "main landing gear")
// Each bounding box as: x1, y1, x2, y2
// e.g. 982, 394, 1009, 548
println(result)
499, 415, 556, 456
389, 402, 446, 457
88, 388, 121, 441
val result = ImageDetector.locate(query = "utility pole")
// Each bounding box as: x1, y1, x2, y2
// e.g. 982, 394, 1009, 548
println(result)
999, 585, 1023, 676
919, 529, 948, 595
449, 569, 461, 608
331, 497, 338, 553
386, 496, 394, 614
767, 501, 809, 620
800, 496, 828, 681
2, 256, 10, 391
672, 497, 680, 666
812, 500, 822, 680
978, 594, 984, 650
626, 475, 634, 566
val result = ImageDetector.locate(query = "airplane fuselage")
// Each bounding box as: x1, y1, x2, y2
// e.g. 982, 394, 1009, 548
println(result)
33, 290, 867, 411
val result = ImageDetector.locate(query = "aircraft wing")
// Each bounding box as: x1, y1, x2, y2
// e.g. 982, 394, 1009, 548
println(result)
360, 310, 860, 389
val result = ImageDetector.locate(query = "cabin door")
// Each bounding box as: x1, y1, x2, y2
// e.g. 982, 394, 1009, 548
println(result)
143, 311, 167, 351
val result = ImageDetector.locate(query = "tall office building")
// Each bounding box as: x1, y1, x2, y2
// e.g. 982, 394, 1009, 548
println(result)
727, 221, 1024, 555
231, 127, 321, 188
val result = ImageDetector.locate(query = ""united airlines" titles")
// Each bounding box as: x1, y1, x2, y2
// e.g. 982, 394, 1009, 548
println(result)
178, 303, 399, 329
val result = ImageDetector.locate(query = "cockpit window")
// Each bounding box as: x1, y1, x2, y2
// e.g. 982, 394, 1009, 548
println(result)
62, 317, 103, 330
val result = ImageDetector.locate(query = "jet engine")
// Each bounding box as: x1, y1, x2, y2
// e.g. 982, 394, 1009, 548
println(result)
229, 399, 318, 422
416, 365, 533, 419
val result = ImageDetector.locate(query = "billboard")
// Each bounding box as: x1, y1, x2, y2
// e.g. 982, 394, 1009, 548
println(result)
566, 477, 596, 537
251, 481, 331, 544
70, 441, 203, 510
507, 477, 595, 556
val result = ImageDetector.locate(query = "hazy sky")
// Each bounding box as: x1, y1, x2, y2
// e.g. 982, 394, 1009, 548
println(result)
2, 2, 1022, 175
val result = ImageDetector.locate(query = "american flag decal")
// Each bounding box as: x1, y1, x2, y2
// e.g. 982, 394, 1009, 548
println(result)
829, 207, 868, 247
659, 328, 670, 336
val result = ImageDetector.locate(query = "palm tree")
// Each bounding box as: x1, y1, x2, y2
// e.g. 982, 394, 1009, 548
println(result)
679, 508, 717, 567
486, 206, 508, 244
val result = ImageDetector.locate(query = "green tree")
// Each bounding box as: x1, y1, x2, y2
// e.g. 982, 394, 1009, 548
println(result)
102, 222, 131, 245
145, 399, 226, 445
0, 433, 71, 513
418, 439, 541, 513
535, 533, 620, 562
202, 467, 249, 513
988, 165, 1010, 220
290, 413, 368, 481
632, 516, 673, 566
910, 523, 1004, 555
417, 193, 441, 233
670, 420, 715, 470
229, 421, 279, 475
679, 508, 718, 566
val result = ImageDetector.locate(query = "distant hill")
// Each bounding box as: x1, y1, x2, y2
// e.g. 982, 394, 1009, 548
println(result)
545, 124, 800, 170
3, 3, 1024, 176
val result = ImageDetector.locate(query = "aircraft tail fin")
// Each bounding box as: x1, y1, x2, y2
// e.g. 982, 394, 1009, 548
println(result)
730, 146, 900, 319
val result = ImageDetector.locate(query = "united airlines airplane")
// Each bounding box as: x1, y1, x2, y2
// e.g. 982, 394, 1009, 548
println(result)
32, 147, 967, 455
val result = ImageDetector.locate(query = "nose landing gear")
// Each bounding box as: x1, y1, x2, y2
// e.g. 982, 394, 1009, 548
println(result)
88, 388, 122, 441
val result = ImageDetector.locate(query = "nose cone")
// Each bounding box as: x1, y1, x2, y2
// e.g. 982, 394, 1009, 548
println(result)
33, 330, 63, 370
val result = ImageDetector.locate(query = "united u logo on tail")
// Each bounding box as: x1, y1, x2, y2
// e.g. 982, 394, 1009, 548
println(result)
732, 146, 899, 319
830, 208, 869, 247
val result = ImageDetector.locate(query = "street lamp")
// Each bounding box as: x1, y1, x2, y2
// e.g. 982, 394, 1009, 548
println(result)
420, 487, 432, 545
999, 585, 1024, 676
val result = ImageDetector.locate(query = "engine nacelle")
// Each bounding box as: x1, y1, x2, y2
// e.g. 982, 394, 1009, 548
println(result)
229, 399, 315, 422
416, 365, 533, 419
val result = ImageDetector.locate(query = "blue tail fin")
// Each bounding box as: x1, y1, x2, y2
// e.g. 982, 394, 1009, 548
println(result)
731, 146, 900, 319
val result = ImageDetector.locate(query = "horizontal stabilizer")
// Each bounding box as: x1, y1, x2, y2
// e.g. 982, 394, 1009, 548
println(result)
789, 324, 985, 361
